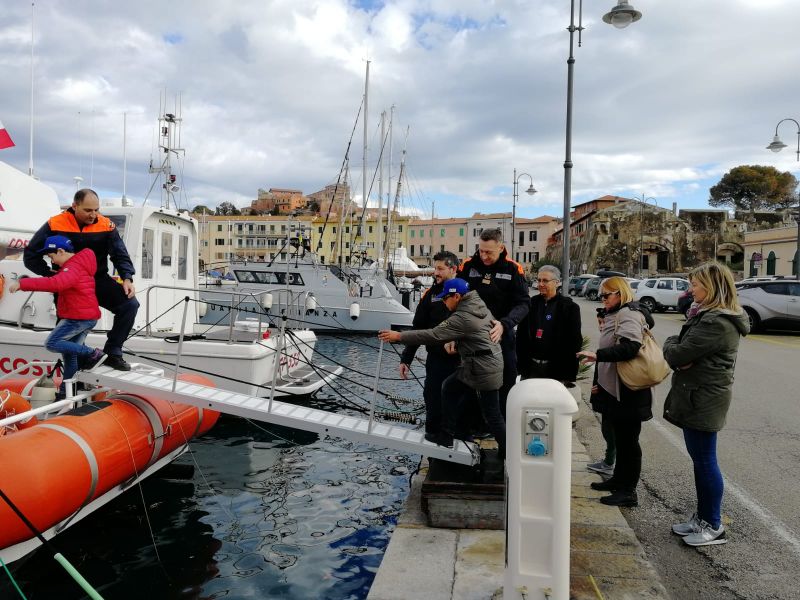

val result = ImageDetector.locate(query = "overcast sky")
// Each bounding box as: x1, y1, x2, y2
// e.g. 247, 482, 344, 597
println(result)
2, 0, 799, 220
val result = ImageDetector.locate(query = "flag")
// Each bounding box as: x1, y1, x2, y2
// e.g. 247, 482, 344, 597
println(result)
0, 120, 15, 150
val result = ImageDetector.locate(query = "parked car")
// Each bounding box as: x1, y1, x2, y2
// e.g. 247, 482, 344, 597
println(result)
582, 277, 603, 300
629, 280, 642, 291
634, 277, 690, 312
677, 290, 694, 318
737, 280, 800, 332
568, 274, 597, 296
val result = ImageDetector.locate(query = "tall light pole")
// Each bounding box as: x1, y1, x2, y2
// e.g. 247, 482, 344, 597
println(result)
512, 169, 537, 261
561, 0, 642, 295
635, 194, 657, 277
766, 118, 800, 280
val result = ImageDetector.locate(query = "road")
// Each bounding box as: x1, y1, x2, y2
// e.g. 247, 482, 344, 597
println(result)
572, 296, 800, 600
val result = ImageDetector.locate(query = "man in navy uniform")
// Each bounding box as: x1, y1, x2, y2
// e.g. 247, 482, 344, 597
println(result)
457, 228, 529, 416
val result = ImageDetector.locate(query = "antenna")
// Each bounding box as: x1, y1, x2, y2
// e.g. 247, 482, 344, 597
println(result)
28, 2, 35, 177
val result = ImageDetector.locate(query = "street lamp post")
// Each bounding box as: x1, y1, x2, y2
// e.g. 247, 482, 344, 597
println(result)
635, 195, 657, 277
512, 169, 537, 261
766, 118, 800, 281
560, 0, 642, 295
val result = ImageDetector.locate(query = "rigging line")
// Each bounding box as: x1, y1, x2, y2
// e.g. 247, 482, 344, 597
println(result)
350, 121, 391, 263
123, 297, 188, 342
73, 402, 169, 574
315, 98, 364, 254
0, 553, 27, 599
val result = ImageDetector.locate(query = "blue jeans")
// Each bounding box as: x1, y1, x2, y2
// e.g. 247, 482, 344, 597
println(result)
683, 427, 723, 529
441, 373, 506, 455
45, 318, 97, 393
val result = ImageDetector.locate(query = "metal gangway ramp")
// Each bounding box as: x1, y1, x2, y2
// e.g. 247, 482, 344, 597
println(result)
77, 365, 479, 466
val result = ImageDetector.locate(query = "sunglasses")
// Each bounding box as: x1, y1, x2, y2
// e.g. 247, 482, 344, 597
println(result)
599, 291, 620, 300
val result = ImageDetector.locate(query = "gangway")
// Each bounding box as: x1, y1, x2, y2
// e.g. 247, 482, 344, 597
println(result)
76, 365, 479, 466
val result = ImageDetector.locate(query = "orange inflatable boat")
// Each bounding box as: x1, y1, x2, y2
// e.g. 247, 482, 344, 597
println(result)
0, 373, 220, 551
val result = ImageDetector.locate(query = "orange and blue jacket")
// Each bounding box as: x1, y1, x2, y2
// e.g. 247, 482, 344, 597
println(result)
24, 209, 135, 281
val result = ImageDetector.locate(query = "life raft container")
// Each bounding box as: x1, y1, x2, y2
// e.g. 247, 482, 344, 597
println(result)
0, 390, 38, 433
0, 373, 220, 550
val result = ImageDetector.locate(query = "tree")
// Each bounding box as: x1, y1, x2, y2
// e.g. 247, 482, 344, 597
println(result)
215, 201, 241, 216
191, 204, 213, 214
709, 165, 798, 212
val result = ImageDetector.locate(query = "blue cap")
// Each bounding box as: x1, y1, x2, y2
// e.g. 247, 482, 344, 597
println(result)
435, 278, 469, 299
40, 235, 75, 255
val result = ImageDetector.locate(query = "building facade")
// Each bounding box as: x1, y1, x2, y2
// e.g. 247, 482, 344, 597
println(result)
311, 212, 411, 265
407, 218, 469, 266
512, 216, 560, 267
743, 223, 800, 278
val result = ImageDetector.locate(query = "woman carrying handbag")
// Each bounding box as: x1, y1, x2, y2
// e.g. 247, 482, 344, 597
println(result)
663, 262, 749, 547
578, 277, 655, 507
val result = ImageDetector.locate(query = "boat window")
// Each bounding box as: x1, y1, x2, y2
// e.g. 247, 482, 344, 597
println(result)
178, 235, 188, 280
235, 271, 258, 283
141, 228, 154, 279
107, 215, 127, 242
161, 232, 173, 266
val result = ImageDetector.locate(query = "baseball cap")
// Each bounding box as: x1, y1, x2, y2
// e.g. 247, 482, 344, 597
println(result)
39, 235, 75, 255
435, 278, 469, 299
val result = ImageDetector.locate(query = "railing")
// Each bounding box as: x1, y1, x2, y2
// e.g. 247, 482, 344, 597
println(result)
143, 284, 309, 342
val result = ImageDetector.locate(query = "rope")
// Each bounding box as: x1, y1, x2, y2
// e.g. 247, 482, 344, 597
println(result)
0, 554, 27, 599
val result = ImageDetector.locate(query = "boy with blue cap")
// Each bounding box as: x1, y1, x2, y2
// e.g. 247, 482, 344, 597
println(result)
379, 278, 506, 457
9, 235, 106, 398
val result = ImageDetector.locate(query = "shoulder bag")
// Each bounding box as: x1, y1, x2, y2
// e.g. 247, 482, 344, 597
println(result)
613, 316, 671, 391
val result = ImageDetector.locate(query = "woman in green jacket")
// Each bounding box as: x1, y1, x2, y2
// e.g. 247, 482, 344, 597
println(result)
663, 262, 749, 547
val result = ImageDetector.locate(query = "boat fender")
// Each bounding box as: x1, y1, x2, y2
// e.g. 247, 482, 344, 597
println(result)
349, 302, 360, 321
0, 390, 38, 430
261, 293, 273, 311
305, 293, 318, 314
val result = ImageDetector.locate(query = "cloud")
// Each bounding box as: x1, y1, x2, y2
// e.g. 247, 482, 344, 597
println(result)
0, 0, 798, 220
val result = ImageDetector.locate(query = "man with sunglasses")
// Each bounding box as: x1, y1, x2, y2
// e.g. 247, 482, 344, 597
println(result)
516, 265, 582, 383
24, 188, 138, 371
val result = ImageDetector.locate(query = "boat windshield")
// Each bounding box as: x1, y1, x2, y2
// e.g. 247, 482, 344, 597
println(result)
234, 270, 305, 286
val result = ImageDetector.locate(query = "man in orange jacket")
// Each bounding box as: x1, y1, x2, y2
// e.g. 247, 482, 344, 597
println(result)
24, 189, 138, 371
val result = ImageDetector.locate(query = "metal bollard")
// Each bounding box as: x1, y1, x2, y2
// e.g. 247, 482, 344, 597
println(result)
504, 379, 578, 600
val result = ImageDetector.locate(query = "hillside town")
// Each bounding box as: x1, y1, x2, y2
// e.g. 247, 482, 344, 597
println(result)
195, 184, 800, 281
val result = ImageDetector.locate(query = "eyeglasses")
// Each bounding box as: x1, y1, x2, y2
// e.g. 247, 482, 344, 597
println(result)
536, 278, 557, 283
599, 291, 620, 300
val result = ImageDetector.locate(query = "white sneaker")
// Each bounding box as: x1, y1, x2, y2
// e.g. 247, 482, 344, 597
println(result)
672, 513, 700, 536
587, 460, 614, 476
682, 520, 727, 546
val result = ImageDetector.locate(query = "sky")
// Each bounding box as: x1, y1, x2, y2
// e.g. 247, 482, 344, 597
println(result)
1, 0, 800, 220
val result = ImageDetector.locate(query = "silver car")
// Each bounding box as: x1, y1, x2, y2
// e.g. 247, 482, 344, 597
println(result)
737, 280, 800, 332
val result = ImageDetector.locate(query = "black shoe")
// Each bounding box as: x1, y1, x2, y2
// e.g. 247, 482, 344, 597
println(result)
590, 479, 621, 492
424, 431, 453, 449
104, 354, 131, 371
83, 348, 107, 370
599, 490, 638, 507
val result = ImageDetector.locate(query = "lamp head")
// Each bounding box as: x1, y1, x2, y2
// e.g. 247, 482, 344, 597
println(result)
767, 135, 787, 153
525, 184, 537, 196
603, 0, 642, 29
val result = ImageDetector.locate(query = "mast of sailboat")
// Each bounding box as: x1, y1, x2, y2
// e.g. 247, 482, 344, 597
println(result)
377, 110, 385, 266
122, 112, 128, 204
360, 60, 370, 254
384, 126, 409, 270
28, 2, 35, 177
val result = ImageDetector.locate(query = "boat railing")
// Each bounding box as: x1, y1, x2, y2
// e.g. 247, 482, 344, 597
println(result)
143, 284, 306, 341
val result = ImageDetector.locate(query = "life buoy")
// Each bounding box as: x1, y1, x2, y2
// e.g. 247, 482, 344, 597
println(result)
0, 390, 38, 431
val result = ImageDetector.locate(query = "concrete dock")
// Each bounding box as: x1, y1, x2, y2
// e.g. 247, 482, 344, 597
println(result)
367, 428, 670, 600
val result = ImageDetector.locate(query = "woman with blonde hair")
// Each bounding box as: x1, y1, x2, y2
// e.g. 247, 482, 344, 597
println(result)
663, 262, 749, 547
578, 276, 655, 507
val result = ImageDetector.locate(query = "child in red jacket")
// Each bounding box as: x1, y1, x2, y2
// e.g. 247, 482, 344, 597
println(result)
10, 235, 106, 397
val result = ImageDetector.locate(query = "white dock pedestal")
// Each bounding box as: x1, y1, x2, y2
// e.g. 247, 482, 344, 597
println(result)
504, 379, 578, 600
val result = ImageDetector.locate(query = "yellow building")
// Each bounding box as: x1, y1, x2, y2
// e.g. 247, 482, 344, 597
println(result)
743, 223, 800, 278
311, 212, 411, 265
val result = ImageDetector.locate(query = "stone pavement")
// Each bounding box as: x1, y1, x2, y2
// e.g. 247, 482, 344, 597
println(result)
367, 429, 670, 600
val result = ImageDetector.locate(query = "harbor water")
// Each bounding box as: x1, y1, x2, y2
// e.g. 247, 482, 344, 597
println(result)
0, 335, 425, 600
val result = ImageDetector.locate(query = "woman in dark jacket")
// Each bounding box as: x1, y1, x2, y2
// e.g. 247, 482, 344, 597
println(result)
663, 262, 748, 547
578, 277, 654, 507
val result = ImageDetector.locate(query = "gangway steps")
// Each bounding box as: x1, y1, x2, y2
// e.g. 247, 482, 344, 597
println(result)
77, 366, 479, 465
